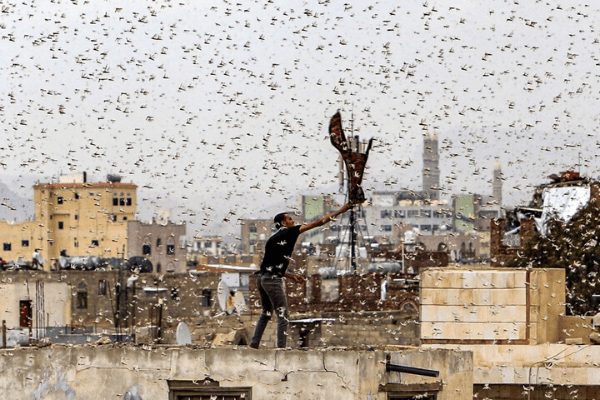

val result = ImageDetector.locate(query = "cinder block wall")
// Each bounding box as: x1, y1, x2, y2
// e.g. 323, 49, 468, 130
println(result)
420, 267, 565, 344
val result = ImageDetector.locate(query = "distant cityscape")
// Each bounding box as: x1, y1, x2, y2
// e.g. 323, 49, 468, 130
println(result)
0, 132, 505, 271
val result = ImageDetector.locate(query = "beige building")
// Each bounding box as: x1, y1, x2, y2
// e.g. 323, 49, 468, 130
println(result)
0, 174, 137, 269
127, 220, 186, 273
0, 219, 41, 265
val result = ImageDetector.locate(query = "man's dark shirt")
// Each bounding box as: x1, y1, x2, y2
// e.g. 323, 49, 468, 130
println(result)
260, 225, 301, 276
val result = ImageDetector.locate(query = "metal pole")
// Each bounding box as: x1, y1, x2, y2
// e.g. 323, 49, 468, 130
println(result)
386, 362, 440, 377
350, 205, 357, 272
2, 320, 6, 348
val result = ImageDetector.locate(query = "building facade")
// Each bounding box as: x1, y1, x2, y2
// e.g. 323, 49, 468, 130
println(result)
239, 218, 272, 255
422, 132, 440, 201
368, 191, 453, 244
0, 174, 137, 269
127, 220, 186, 273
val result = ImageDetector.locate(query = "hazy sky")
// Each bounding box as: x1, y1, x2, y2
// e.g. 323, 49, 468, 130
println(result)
2, 0, 600, 237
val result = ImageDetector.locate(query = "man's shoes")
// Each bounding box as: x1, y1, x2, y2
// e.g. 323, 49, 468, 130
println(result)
249, 343, 259, 349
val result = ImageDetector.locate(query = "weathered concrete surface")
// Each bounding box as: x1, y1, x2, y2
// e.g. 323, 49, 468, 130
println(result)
422, 343, 600, 386
0, 345, 472, 399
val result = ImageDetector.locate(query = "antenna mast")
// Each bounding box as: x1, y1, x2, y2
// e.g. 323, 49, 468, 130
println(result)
349, 109, 357, 272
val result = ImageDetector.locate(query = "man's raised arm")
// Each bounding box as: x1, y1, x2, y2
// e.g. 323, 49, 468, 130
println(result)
299, 203, 352, 234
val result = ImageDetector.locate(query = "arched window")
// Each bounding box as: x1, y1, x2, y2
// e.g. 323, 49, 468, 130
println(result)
142, 243, 151, 256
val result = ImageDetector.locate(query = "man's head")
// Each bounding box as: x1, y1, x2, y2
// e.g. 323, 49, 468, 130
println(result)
273, 212, 295, 229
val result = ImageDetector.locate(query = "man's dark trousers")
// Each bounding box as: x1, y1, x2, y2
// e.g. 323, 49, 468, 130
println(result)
250, 274, 289, 348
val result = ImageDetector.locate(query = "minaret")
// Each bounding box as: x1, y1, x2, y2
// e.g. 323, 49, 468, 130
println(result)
422, 132, 440, 201
492, 161, 503, 206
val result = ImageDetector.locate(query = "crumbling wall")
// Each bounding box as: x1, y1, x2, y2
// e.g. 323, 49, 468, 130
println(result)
0, 346, 472, 400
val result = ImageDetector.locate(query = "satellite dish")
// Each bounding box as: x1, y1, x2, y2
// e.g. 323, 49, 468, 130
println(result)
233, 291, 247, 313
217, 280, 230, 312
175, 322, 192, 345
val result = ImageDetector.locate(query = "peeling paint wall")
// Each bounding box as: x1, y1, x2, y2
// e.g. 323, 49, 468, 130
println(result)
0, 346, 472, 399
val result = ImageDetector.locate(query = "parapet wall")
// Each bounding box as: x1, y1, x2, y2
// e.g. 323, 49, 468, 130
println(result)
0, 346, 472, 400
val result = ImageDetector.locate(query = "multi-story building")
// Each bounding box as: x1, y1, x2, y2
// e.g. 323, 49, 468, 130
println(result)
0, 173, 137, 269
0, 219, 41, 266
453, 193, 504, 233
422, 131, 440, 201
127, 220, 186, 273
239, 218, 272, 255
301, 195, 335, 245
34, 174, 136, 263
367, 191, 453, 244
188, 235, 224, 258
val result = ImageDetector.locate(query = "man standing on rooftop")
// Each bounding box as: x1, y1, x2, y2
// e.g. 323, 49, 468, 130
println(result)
250, 202, 351, 349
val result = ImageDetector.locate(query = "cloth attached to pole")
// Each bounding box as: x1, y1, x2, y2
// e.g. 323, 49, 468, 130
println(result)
329, 111, 373, 203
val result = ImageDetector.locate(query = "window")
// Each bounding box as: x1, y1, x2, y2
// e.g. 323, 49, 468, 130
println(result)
380, 209, 392, 218
123, 216, 128, 221
112, 197, 118, 206
3, 243, 11, 251
381, 225, 392, 232
76, 282, 88, 309
98, 280, 107, 295
74, 214, 79, 220
380, 380, 440, 399
156, 238, 162, 246
407, 210, 419, 217
142, 244, 151, 255
249, 224, 257, 233
394, 210, 406, 218
57, 196, 64, 204
19, 300, 32, 328
167, 244, 175, 255
167, 238, 176, 255
421, 209, 432, 218
120, 197, 125, 206
126, 197, 132, 206
109, 214, 117, 222
21, 240, 29, 247
201, 289, 212, 307
58, 221, 64, 230
74, 238, 79, 248
90, 239, 99, 247
74, 192, 80, 199
388, 394, 436, 400
168, 380, 251, 400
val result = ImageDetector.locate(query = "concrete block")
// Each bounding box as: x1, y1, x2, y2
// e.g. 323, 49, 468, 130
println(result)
421, 322, 526, 340
421, 305, 527, 323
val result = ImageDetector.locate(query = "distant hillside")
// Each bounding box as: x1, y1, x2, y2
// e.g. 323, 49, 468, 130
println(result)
0, 180, 33, 222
